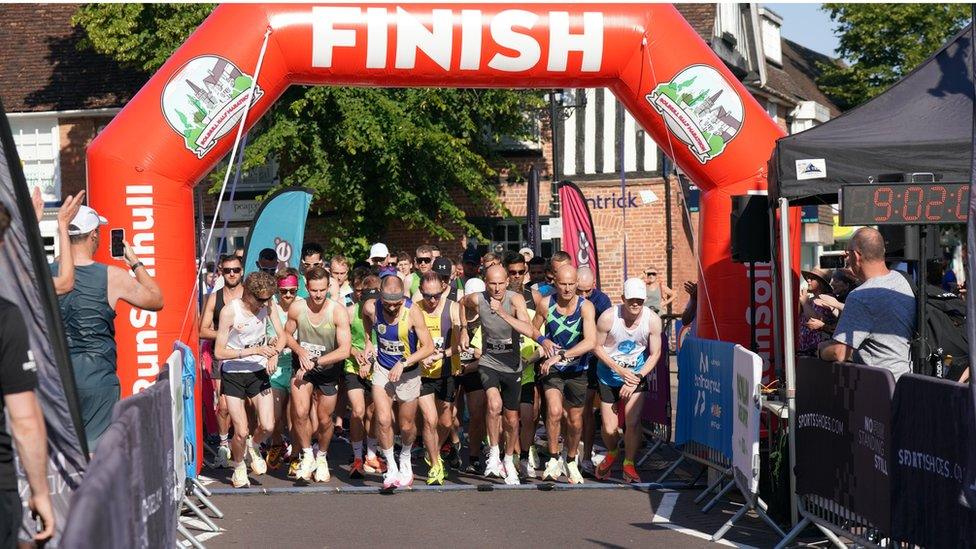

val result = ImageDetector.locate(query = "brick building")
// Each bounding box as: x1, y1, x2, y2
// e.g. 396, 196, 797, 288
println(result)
0, 4, 840, 308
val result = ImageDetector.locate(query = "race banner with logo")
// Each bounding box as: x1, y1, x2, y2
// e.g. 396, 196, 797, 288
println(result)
243, 186, 314, 276
526, 166, 541, 257
732, 345, 761, 495
0, 101, 88, 543
675, 336, 733, 459
641, 333, 671, 426
891, 374, 976, 548
558, 181, 600, 287
794, 358, 895, 532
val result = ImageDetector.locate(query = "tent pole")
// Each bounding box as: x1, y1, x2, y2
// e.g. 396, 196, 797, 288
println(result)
778, 197, 799, 526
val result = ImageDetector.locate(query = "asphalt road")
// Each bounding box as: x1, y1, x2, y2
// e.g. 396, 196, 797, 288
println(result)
202, 488, 777, 548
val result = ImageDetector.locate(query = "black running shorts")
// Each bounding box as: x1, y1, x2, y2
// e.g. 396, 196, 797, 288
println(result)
421, 376, 458, 403
479, 368, 522, 411
221, 370, 271, 399
540, 369, 588, 408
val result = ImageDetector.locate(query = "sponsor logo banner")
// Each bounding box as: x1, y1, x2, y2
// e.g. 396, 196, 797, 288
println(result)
732, 346, 761, 495
795, 358, 895, 531
675, 336, 733, 459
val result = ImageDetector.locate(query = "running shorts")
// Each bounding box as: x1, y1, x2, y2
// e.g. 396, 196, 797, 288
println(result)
372, 364, 421, 402
222, 370, 271, 399
479, 368, 522, 412
421, 376, 457, 403
598, 377, 649, 404
541, 369, 588, 408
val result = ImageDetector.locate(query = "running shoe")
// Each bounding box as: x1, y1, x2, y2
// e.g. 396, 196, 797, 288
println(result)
398, 467, 414, 488
527, 445, 539, 470
483, 455, 504, 478
248, 446, 268, 475
231, 461, 249, 488
464, 457, 482, 475
446, 442, 463, 471
296, 450, 316, 481
503, 459, 520, 485
520, 458, 535, 479
426, 462, 446, 486
313, 454, 331, 482
595, 452, 617, 481
364, 455, 387, 474
581, 458, 596, 478
215, 444, 231, 469
349, 458, 365, 479
287, 456, 300, 478
542, 457, 562, 481
383, 468, 401, 489
559, 449, 570, 477
622, 461, 641, 483
266, 444, 286, 470
566, 460, 585, 484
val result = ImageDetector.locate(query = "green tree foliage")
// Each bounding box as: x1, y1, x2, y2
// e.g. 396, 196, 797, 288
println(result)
73, 4, 543, 256
818, 3, 971, 109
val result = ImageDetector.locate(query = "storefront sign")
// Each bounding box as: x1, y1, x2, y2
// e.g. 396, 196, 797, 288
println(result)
585, 190, 648, 210
218, 200, 260, 221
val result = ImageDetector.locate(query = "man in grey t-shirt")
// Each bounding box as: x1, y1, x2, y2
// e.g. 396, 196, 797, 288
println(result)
819, 227, 916, 380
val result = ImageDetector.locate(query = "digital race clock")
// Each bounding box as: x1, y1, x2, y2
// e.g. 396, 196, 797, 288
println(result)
839, 183, 969, 225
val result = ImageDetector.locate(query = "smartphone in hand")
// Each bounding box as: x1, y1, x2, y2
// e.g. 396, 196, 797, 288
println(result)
110, 228, 125, 259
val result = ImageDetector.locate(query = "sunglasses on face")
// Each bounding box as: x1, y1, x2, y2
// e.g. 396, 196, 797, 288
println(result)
279, 288, 298, 296
421, 291, 442, 300
508, 269, 526, 276
646, 271, 657, 276
416, 257, 432, 264
260, 267, 277, 274
576, 288, 593, 297
302, 261, 323, 269
222, 267, 242, 275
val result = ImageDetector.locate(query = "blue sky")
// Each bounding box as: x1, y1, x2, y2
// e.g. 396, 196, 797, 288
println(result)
763, 3, 840, 57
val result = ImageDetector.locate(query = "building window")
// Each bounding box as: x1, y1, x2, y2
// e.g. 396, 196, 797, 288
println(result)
487, 219, 553, 258
766, 100, 779, 123
10, 117, 60, 202
206, 227, 249, 264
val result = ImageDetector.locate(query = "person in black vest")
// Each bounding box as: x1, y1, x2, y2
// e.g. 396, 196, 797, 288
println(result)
0, 201, 54, 545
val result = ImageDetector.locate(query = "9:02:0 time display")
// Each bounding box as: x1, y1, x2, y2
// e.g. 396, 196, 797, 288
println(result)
840, 183, 969, 225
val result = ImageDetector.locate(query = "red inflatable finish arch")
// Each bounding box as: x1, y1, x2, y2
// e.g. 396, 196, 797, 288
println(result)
87, 4, 789, 396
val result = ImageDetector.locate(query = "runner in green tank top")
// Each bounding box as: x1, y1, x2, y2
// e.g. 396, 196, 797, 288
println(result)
284, 267, 351, 483
344, 271, 386, 478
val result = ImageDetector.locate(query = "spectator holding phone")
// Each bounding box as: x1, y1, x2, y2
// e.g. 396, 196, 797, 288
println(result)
52, 206, 164, 451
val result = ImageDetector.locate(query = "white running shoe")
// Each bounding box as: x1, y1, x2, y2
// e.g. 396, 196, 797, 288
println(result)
527, 445, 539, 469
231, 461, 249, 488
296, 450, 316, 481
215, 445, 231, 469
520, 458, 535, 479
248, 446, 267, 475
542, 457, 562, 481
383, 468, 401, 489
566, 460, 585, 484
483, 455, 504, 478
503, 459, 520, 485
398, 467, 414, 488
559, 451, 570, 477
313, 454, 331, 482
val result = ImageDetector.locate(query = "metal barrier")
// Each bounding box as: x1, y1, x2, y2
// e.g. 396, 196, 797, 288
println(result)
776, 494, 883, 549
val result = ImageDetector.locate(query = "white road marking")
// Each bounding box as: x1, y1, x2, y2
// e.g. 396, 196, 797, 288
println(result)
650, 492, 760, 549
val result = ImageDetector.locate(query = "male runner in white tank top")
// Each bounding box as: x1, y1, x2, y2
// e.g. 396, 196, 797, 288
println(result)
591, 278, 662, 483
214, 271, 287, 488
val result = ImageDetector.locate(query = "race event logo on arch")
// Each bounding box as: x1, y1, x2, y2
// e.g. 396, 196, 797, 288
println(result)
647, 64, 744, 163
160, 55, 265, 158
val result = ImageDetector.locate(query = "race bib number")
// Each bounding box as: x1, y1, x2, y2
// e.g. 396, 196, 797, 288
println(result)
433, 336, 445, 352
300, 341, 328, 359
243, 337, 268, 349
380, 339, 405, 355
486, 337, 513, 354
615, 356, 638, 370
459, 349, 475, 362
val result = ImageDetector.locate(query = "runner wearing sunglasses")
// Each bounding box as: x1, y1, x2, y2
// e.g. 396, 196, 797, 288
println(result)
284, 267, 352, 483
213, 271, 287, 488
406, 244, 436, 297
199, 254, 245, 467
416, 272, 461, 485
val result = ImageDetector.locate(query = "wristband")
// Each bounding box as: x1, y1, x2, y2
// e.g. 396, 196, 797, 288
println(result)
130, 261, 144, 272
535, 335, 547, 345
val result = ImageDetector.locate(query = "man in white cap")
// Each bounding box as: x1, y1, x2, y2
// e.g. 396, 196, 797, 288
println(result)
54, 205, 164, 451
591, 277, 662, 483
369, 242, 390, 268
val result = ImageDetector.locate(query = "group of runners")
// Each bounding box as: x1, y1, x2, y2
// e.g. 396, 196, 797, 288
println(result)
200, 242, 663, 489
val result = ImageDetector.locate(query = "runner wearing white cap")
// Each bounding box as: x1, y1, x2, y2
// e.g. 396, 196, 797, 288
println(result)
53, 203, 163, 451
591, 277, 662, 483
369, 243, 390, 267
